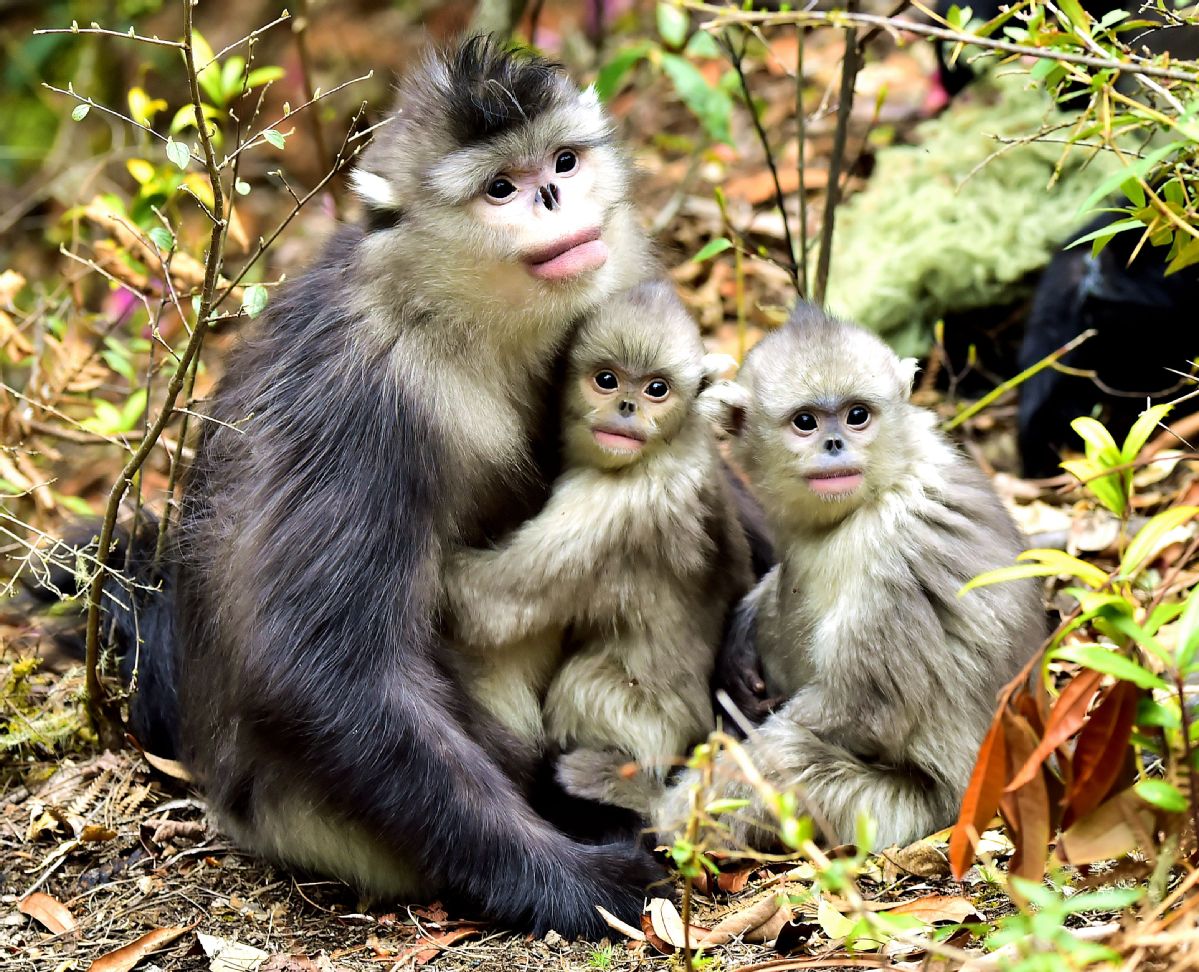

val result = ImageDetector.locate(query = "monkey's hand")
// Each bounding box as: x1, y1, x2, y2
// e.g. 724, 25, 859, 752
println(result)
714, 633, 777, 729
555, 748, 661, 818
442, 547, 549, 647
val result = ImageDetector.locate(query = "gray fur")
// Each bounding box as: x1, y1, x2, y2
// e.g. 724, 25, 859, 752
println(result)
443, 282, 753, 788
567, 305, 1045, 850
139, 37, 664, 938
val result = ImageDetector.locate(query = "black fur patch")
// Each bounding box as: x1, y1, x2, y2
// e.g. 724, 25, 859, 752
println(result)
442, 36, 563, 145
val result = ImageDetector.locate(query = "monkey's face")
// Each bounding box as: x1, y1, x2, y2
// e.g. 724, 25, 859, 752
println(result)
565, 365, 688, 470
351, 65, 640, 336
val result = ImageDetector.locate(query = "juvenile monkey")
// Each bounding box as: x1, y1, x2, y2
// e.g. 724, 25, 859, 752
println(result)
444, 280, 753, 783
563, 305, 1044, 849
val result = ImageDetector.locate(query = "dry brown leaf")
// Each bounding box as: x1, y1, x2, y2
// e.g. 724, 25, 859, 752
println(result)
698, 894, 783, 949
18, 892, 76, 935
724, 166, 830, 205
141, 751, 194, 781
88, 925, 193, 972
596, 905, 645, 941
81, 824, 118, 842
886, 894, 981, 925
149, 819, 207, 844
391, 925, 482, 966
198, 933, 270, 972
881, 840, 951, 880
1057, 787, 1153, 865
950, 704, 1008, 878
638, 899, 708, 953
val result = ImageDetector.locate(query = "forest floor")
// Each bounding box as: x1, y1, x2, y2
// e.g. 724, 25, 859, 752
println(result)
4, 0, 1199, 969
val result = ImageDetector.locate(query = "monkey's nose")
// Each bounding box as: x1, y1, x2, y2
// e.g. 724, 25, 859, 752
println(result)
619, 399, 636, 415
538, 184, 560, 211
824, 436, 843, 454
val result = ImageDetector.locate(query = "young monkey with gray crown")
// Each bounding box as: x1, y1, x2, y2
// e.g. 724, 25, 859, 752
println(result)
443, 280, 752, 786
562, 304, 1044, 850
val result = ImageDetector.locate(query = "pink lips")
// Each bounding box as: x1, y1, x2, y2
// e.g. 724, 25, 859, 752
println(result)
806, 471, 863, 497
525, 227, 609, 281
593, 429, 645, 452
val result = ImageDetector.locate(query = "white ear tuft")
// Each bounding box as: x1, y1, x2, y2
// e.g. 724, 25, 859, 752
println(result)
898, 357, 920, 396
696, 379, 750, 436
579, 85, 601, 110
349, 169, 398, 210
701, 352, 739, 384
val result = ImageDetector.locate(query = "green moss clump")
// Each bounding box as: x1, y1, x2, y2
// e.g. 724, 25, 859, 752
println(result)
820, 71, 1118, 357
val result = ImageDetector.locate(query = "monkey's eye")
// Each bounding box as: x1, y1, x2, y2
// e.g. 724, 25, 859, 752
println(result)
555, 149, 578, 175
644, 379, 670, 401
485, 177, 517, 202
791, 412, 818, 434
846, 405, 871, 428
594, 370, 620, 392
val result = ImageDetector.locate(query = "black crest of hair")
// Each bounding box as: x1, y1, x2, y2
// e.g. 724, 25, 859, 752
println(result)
440, 35, 563, 145
1018, 210, 1199, 477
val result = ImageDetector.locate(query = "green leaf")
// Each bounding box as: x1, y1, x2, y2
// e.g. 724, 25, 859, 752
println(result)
684, 31, 721, 58
656, 2, 690, 48
958, 563, 1062, 596
1023, 548, 1110, 588
246, 65, 286, 89
191, 31, 225, 107
120, 388, 148, 430
1071, 416, 1121, 464
221, 55, 246, 100
1135, 779, 1188, 813
1166, 235, 1199, 275
1077, 141, 1186, 216
1062, 458, 1126, 516
263, 128, 286, 150
165, 137, 190, 170
593, 41, 653, 102
1060, 887, 1143, 914
1054, 644, 1169, 691
1176, 584, 1199, 672
56, 494, 94, 517
71, 103, 90, 121
660, 52, 733, 144
1118, 506, 1199, 580
148, 226, 174, 251
1061, 216, 1143, 252
241, 283, 269, 318
692, 237, 733, 262
1122, 402, 1172, 463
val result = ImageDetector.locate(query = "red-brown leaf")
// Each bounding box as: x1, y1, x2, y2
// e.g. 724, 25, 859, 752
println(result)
391, 925, 482, 966
1063, 680, 1140, 826
999, 711, 1053, 883
1006, 669, 1105, 792
18, 892, 75, 935
88, 926, 193, 972
949, 707, 1009, 878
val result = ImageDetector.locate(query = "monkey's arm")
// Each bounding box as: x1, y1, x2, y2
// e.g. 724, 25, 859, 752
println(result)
713, 570, 782, 727
443, 474, 626, 645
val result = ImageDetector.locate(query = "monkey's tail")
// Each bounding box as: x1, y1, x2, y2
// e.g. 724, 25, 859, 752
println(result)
20, 515, 181, 758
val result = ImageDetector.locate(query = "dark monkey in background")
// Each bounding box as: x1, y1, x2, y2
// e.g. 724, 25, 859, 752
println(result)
94, 38, 667, 937
443, 281, 753, 786
565, 306, 1044, 849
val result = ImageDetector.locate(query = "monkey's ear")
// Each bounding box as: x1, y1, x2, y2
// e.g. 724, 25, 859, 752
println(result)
697, 380, 749, 438
349, 168, 399, 209
898, 357, 921, 398
700, 353, 739, 388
